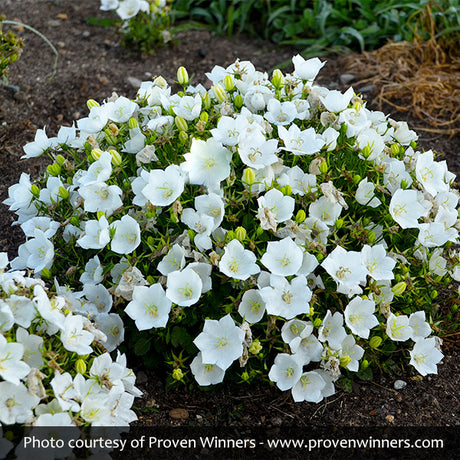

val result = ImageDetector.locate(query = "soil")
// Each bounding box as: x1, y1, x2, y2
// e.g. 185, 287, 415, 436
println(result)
1, 0, 459, 430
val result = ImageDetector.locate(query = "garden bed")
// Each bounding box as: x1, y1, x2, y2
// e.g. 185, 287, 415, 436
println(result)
1, 0, 459, 428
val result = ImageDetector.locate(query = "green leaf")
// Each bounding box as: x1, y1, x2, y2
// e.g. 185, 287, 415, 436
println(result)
134, 336, 151, 356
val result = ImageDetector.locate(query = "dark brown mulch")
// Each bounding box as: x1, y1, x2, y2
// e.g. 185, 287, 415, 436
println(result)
1, 0, 459, 429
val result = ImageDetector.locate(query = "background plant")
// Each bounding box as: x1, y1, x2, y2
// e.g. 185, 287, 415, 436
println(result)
0, 17, 23, 83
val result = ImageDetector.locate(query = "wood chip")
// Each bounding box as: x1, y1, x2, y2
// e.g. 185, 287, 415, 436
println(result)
169, 408, 189, 420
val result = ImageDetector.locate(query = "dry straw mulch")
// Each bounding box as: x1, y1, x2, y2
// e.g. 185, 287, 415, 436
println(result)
345, 38, 460, 137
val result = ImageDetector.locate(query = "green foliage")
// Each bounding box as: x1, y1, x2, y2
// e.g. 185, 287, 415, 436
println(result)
0, 17, 23, 82
172, 0, 460, 54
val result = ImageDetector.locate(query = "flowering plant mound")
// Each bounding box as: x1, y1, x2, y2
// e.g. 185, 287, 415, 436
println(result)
5, 56, 459, 404
100, 0, 172, 52
0, 17, 23, 83
0, 254, 141, 426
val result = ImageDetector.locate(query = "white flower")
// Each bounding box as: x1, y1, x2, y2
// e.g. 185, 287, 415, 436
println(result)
281, 319, 313, 345
409, 337, 443, 376
260, 275, 312, 320
116, 0, 148, 20
238, 130, 279, 169
318, 310, 347, 349
22, 127, 52, 158
6, 295, 35, 328
193, 314, 245, 370
94, 312, 124, 352
340, 335, 365, 372
429, 248, 447, 276
60, 314, 94, 355
355, 178, 381, 208
277, 165, 316, 196
292, 55, 325, 81
11, 229, 54, 273
77, 105, 108, 133
357, 128, 385, 161
194, 193, 225, 230
319, 87, 354, 113
219, 239, 260, 280
389, 189, 426, 229
125, 284, 172, 330
80, 255, 104, 285
257, 188, 295, 223
393, 121, 418, 145
386, 313, 413, 342
16, 327, 44, 369
3, 172, 33, 211
77, 216, 111, 249
278, 124, 325, 155
106, 96, 138, 123
309, 195, 342, 226
181, 209, 214, 251
50, 372, 80, 412
361, 244, 396, 281
291, 371, 326, 403
268, 353, 303, 391
321, 246, 368, 296
189, 262, 213, 293
290, 333, 323, 364
157, 244, 186, 275
0, 382, 39, 425
0, 301, 14, 332
418, 222, 455, 248
264, 99, 297, 125
20, 216, 60, 239
81, 283, 113, 316
173, 94, 202, 120
409, 311, 432, 340
110, 215, 141, 254
344, 297, 379, 339
182, 138, 232, 190
261, 237, 303, 276
166, 268, 203, 307
0, 335, 30, 385
238, 289, 266, 323
79, 182, 123, 216
141, 165, 185, 207
190, 352, 225, 386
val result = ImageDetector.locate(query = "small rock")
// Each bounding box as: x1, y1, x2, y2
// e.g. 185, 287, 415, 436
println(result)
394, 380, 407, 390
395, 394, 403, 402
82, 31, 90, 38
127, 76, 142, 89
385, 414, 395, 423
198, 48, 207, 58
4, 84, 20, 94
340, 73, 356, 85
358, 84, 376, 93
169, 408, 189, 420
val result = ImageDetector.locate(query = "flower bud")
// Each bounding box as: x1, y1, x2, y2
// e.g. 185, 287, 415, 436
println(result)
248, 340, 262, 355
172, 368, 184, 381
282, 185, 292, 196
109, 149, 123, 167
352, 100, 362, 111
353, 174, 361, 185
309, 306, 315, 316
313, 318, 322, 328
46, 163, 61, 176
295, 209, 306, 224
271, 69, 284, 88
146, 275, 155, 285
177, 66, 189, 85
319, 160, 328, 174
235, 226, 247, 242
335, 218, 344, 229
339, 355, 352, 367
86, 98, 99, 110
212, 83, 228, 103
410, 141, 417, 149
392, 281, 407, 296
31, 184, 40, 197
227, 230, 235, 241
233, 94, 244, 109
431, 290, 438, 299
174, 115, 188, 132
224, 75, 235, 92
243, 167, 256, 186
75, 359, 87, 374
199, 111, 209, 123
202, 92, 211, 110
178, 131, 188, 144
58, 186, 69, 200
55, 154, 66, 166
128, 117, 138, 129
153, 75, 167, 89
360, 359, 370, 370
390, 143, 400, 156
104, 129, 117, 145
361, 146, 371, 158
91, 148, 103, 160
369, 336, 382, 349
97, 211, 106, 220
